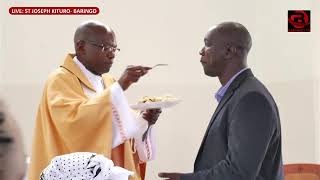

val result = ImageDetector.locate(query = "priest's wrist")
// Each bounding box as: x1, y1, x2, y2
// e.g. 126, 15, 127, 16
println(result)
118, 78, 132, 91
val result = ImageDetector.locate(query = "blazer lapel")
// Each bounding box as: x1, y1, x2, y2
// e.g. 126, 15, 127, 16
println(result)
194, 69, 254, 166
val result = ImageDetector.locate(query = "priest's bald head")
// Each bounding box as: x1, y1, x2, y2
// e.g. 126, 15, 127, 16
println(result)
0, 100, 26, 180
199, 22, 252, 81
74, 20, 120, 76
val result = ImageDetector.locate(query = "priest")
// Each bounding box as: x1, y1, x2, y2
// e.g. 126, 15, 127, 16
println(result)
28, 20, 162, 180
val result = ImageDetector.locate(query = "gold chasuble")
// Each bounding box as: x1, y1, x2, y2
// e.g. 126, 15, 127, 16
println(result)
28, 54, 145, 180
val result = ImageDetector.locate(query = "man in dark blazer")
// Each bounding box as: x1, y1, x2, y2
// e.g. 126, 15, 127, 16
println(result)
159, 22, 284, 180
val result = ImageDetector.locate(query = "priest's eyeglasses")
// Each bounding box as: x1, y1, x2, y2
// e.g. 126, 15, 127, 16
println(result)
84, 40, 120, 54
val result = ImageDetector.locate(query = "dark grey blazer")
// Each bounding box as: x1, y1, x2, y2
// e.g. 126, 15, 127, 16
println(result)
182, 69, 284, 180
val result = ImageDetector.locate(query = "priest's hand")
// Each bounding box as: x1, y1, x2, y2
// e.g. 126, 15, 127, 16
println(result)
142, 108, 162, 125
158, 172, 183, 180
141, 108, 162, 141
118, 65, 151, 91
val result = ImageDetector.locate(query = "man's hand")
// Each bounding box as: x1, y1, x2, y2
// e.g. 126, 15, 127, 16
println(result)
158, 172, 183, 180
118, 65, 151, 91
142, 108, 162, 125
141, 108, 162, 141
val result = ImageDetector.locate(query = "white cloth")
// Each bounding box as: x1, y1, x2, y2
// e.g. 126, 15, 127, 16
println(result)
109, 82, 140, 147
73, 57, 155, 162
40, 152, 133, 180
133, 117, 156, 161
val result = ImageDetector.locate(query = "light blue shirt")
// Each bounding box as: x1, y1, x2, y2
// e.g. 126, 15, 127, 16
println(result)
215, 68, 249, 102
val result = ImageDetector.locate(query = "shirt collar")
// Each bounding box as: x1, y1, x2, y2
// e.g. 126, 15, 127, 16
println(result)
215, 67, 249, 102
73, 56, 103, 87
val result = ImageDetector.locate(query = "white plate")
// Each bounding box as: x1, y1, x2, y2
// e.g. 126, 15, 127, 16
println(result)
130, 99, 181, 111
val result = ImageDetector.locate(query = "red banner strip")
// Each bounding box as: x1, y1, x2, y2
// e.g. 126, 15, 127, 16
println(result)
9, 7, 100, 15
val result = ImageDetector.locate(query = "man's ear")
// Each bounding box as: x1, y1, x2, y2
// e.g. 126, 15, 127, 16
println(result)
75, 40, 86, 55
224, 45, 236, 60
